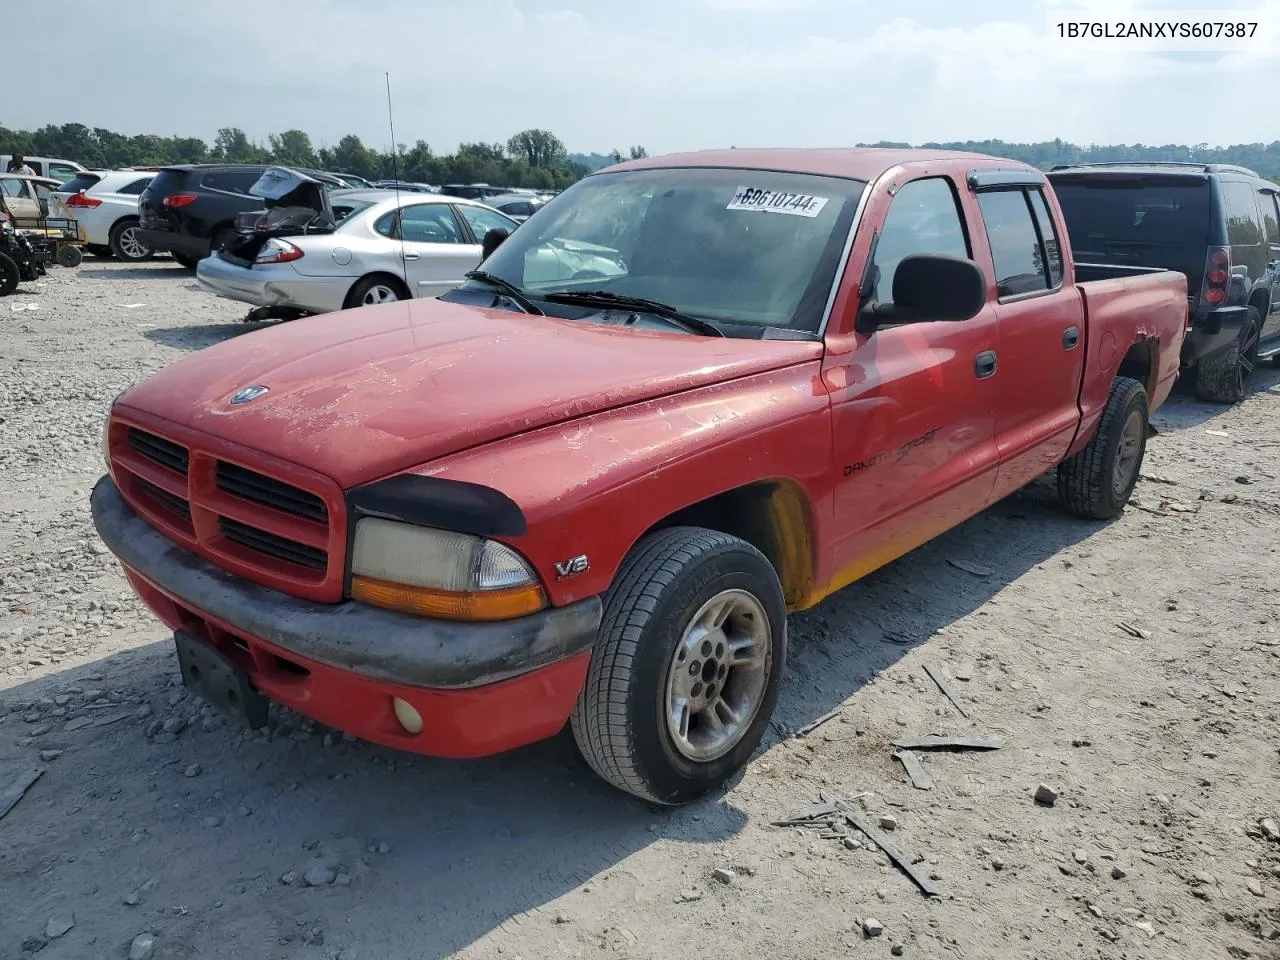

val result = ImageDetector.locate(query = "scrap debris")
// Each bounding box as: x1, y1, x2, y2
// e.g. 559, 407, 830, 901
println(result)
0, 767, 44, 822
892, 735, 1002, 751
840, 804, 940, 898
923, 662, 970, 719
793, 707, 842, 738
947, 558, 994, 578
1116, 622, 1151, 641
894, 751, 934, 790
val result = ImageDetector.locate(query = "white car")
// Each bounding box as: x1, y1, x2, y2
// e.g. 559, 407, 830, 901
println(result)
196, 191, 527, 313
52, 170, 156, 261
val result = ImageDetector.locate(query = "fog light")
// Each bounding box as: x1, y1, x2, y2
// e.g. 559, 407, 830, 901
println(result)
392, 697, 423, 735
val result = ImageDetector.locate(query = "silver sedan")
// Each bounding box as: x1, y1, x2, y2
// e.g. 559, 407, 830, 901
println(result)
196, 191, 523, 314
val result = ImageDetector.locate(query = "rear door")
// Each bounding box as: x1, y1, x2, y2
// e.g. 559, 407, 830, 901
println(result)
0, 177, 41, 226
1255, 187, 1280, 341
828, 173, 1001, 584
377, 203, 478, 297
976, 182, 1087, 497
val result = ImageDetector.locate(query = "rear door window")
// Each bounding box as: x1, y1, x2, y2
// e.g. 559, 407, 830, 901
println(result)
376, 204, 465, 243
117, 177, 153, 195
46, 163, 80, 184
455, 204, 518, 243
977, 189, 1053, 298
1261, 192, 1280, 245
1026, 189, 1064, 286
1220, 181, 1263, 246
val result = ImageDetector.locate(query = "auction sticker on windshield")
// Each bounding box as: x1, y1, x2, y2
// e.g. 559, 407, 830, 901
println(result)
727, 187, 830, 218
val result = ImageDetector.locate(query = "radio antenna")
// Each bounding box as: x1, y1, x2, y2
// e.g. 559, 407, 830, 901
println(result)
385, 72, 410, 291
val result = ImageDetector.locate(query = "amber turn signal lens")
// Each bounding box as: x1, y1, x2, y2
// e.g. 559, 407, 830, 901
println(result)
351, 575, 546, 621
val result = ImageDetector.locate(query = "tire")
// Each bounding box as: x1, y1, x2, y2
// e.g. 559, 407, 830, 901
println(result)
87, 244, 113, 259
571, 527, 787, 805
108, 219, 152, 262
347, 275, 408, 308
55, 245, 83, 268
173, 253, 200, 270
1057, 376, 1148, 520
0, 251, 18, 296
1195, 306, 1261, 404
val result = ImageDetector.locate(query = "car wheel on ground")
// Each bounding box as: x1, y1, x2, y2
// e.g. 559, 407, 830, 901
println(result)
0, 251, 19, 296
173, 253, 200, 270
109, 219, 152, 262
1057, 376, 1148, 520
571, 527, 787, 805
348, 275, 408, 308
87, 244, 113, 259
1195, 306, 1262, 404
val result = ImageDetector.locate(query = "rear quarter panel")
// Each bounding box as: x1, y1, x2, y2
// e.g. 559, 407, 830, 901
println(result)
396, 361, 834, 609
1071, 270, 1187, 455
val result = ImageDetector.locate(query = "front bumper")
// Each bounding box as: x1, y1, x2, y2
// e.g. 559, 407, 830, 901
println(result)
196, 255, 350, 313
1182, 305, 1250, 366
91, 476, 601, 757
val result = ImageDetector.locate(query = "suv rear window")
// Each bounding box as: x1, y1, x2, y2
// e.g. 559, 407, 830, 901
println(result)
145, 169, 193, 197
56, 173, 104, 194
1049, 175, 1211, 277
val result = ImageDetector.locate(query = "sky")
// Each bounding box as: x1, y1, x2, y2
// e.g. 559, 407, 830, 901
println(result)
11, 0, 1280, 155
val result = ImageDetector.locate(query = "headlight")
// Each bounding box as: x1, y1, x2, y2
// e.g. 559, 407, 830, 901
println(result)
349, 518, 545, 621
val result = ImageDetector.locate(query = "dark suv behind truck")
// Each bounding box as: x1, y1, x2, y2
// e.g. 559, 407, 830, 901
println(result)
1048, 163, 1280, 403
139, 165, 345, 269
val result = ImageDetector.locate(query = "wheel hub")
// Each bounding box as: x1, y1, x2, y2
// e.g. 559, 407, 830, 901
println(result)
665, 589, 770, 762
1112, 408, 1144, 498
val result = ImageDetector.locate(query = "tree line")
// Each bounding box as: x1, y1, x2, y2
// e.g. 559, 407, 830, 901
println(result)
2, 122, 1277, 185
0, 123, 614, 190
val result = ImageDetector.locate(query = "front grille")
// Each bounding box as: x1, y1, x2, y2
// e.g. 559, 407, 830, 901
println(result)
216, 462, 328, 523
137, 477, 192, 520
218, 517, 327, 571
128, 428, 189, 475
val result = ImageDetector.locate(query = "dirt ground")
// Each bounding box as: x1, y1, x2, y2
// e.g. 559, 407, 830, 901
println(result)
2, 260, 1279, 960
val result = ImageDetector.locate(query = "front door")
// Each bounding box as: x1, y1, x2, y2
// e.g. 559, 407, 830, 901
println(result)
1258, 187, 1280, 343
0, 177, 41, 226
975, 185, 1087, 496
827, 174, 1001, 588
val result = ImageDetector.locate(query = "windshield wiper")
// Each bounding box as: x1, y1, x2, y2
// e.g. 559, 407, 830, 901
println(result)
542, 290, 725, 337
464, 271, 544, 315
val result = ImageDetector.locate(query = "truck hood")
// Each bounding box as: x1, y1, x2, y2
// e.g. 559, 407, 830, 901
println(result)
119, 298, 822, 489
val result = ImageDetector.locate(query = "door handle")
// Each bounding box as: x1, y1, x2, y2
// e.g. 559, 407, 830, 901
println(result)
402, 252, 421, 261
974, 350, 998, 379
1063, 326, 1080, 349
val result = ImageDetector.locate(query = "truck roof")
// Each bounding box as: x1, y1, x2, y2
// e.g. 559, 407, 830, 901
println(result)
610, 147, 1022, 182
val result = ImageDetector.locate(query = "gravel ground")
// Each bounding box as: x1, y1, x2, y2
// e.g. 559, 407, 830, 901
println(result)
2, 260, 1280, 960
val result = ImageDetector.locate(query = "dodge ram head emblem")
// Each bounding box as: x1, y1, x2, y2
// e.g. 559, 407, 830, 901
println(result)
229, 385, 270, 405
554, 555, 590, 579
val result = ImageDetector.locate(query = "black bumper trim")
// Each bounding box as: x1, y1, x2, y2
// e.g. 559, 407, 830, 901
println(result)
1183, 305, 1250, 364
90, 476, 600, 689
135, 229, 209, 260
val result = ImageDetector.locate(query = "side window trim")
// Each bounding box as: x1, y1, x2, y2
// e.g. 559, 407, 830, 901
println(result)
1025, 188, 1064, 293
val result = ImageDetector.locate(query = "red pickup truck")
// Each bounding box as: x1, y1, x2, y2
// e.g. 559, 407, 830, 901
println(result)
92, 149, 1186, 804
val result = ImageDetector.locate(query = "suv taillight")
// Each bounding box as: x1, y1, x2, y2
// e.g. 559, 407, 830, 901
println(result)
64, 192, 102, 209
254, 240, 304, 264
1202, 247, 1230, 305
163, 193, 197, 209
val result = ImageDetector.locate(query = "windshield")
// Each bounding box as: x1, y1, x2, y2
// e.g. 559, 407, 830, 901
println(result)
477, 167, 864, 334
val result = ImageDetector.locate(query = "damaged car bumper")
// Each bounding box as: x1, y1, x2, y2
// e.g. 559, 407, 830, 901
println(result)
90, 476, 600, 757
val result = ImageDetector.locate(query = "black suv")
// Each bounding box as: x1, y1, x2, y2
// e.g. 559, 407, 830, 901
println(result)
138, 165, 342, 269
1048, 163, 1280, 403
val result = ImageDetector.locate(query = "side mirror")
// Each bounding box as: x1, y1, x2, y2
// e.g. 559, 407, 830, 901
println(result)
481, 227, 509, 261
858, 254, 986, 331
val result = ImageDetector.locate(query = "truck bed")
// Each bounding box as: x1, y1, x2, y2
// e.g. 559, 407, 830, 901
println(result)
1074, 266, 1188, 439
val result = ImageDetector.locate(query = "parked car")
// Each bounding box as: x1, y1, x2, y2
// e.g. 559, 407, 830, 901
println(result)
92, 147, 1186, 804
486, 193, 548, 222
137, 164, 346, 269
52, 170, 156, 261
330, 173, 374, 189
0, 173, 62, 225
0, 155, 87, 183
371, 180, 437, 194
197, 187, 531, 313
440, 183, 510, 200
1048, 162, 1280, 403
